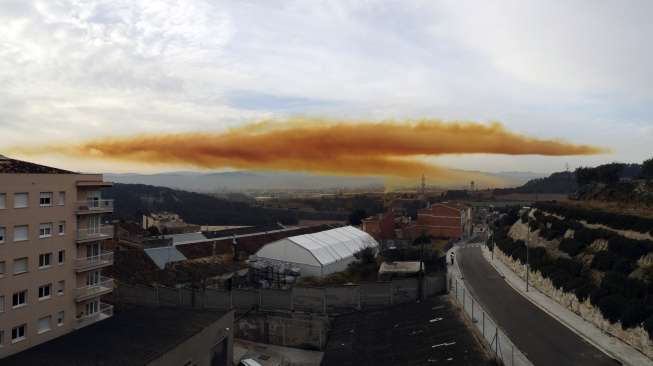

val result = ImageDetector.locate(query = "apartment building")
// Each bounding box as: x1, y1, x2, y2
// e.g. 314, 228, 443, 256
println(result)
0, 156, 114, 358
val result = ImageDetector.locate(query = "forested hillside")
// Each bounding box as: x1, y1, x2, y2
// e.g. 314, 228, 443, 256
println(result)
103, 183, 299, 225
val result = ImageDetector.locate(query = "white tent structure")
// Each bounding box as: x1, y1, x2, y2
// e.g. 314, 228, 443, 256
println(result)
253, 226, 379, 277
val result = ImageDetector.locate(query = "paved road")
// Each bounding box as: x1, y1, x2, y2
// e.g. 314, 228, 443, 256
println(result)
457, 245, 619, 366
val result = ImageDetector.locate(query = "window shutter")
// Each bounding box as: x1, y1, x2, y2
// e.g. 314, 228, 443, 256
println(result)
14, 225, 28, 241
13, 258, 27, 273
14, 193, 28, 208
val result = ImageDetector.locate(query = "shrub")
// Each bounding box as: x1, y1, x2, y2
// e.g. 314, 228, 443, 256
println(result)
559, 238, 586, 257
612, 258, 635, 274
621, 302, 651, 329
590, 287, 609, 307
591, 251, 615, 271
644, 315, 653, 340
598, 294, 627, 323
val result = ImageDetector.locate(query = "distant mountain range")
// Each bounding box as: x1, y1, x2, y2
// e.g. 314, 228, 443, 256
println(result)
105, 170, 545, 193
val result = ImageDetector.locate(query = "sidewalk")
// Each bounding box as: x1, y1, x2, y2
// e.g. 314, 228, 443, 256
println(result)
481, 245, 653, 366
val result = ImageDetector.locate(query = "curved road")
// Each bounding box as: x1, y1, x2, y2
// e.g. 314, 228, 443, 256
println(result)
457, 245, 619, 366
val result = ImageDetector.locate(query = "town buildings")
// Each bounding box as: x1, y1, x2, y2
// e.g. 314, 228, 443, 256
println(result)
0, 156, 113, 358
361, 212, 396, 241
406, 202, 472, 240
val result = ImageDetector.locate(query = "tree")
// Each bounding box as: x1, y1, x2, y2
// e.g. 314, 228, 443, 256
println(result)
642, 158, 653, 179
146, 226, 160, 237
348, 209, 367, 225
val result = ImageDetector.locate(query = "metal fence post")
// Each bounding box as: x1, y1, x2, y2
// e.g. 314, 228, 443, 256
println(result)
482, 311, 485, 338
462, 287, 466, 311
495, 328, 499, 357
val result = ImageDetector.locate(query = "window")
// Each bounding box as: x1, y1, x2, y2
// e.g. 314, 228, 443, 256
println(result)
38, 284, 52, 300
13, 257, 28, 275
0, 295, 4, 313
58, 221, 65, 235
87, 270, 100, 286
0, 226, 5, 243
13, 225, 28, 242
13, 193, 28, 208
12, 290, 27, 308
86, 300, 99, 314
0, 330, 4, 347
39, 192, 53, 207
57, 280, 65, 296
57, 311, 65, 326
11, 324, 26, 343
38, 316, 51, 334
39, 223, 53, 238
0, 193, 5, 209
38, 253, 52, 268
58, 250, 65, 264
58, 191, 65, 206
0, 260, 5, 277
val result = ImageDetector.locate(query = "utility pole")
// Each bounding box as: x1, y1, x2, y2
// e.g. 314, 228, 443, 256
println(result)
526, 212, 530, 292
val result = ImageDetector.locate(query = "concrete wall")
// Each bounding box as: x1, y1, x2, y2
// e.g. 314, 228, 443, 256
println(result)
235, 312, 328, 350
113, 274, 445, 314
148, 310, 234, 366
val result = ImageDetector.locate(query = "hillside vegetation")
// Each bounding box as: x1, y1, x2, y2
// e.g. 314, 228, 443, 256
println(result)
493, 205, 653, 337
104, 183, 299, 225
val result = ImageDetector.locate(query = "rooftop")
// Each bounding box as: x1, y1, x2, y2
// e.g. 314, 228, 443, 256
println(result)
0, 155, 74, 174
378, 261, 423, 275
2, 306, 231, 366
321, 296, 490, 366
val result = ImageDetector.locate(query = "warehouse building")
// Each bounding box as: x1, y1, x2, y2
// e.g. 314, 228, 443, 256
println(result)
252, 226, 379, 278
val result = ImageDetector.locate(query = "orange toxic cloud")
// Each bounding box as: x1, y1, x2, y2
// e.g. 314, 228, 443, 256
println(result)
10, 118, 608, 186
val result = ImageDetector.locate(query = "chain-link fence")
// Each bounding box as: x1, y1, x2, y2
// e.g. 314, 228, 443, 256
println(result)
451, 276, 534, 366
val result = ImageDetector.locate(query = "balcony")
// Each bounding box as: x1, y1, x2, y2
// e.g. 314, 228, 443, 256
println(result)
76, 199, 113, 214
75, 277, 114, 302
74, 251, 114, 272
75, 302, 113, 329
76, 225, 113, 243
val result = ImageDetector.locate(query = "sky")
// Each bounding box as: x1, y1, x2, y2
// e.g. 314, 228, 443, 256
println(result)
1, 0, 652, 175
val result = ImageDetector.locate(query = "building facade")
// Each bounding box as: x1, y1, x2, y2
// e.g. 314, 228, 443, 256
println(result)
361, 212, 396, 241
405, 203, 472, 240
0, 157, 114, 358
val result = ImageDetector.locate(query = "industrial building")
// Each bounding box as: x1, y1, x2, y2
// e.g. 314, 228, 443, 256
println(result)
252, 226, 379, 278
